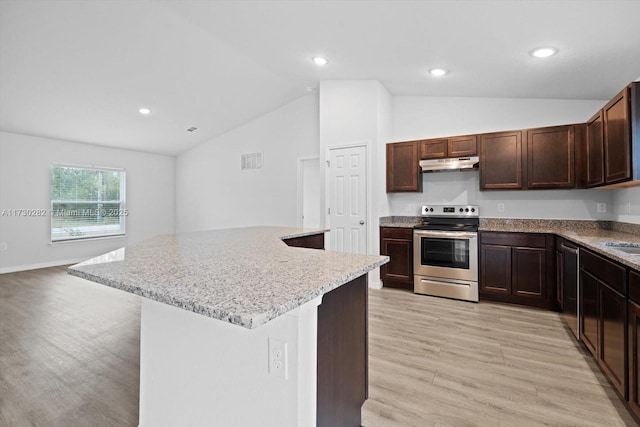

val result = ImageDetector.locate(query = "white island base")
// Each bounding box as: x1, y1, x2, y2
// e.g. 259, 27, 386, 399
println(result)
139, 296, 322, 427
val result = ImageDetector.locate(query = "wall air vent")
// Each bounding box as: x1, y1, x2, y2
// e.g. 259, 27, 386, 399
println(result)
241, 152, 263, 170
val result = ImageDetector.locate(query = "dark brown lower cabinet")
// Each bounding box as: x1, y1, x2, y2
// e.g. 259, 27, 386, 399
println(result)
600, 283, 627, 397
479, 232, 555, 309
317, 274, 367, 427
629, 271, 640, 419
579, 249, 628, 400
282, 232, 325, 249
580, 269, 599, 356
379, 227, 413, 290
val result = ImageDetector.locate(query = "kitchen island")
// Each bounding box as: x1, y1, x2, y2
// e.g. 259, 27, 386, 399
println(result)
68, 226, 388, 427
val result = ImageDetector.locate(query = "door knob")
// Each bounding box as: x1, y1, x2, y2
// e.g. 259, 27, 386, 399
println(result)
359, 220, 365, 225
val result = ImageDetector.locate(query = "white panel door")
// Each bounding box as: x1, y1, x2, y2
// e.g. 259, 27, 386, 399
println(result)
328, 145, 367, 254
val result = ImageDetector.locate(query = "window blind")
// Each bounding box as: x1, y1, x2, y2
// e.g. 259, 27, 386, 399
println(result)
50, 164, 126, 242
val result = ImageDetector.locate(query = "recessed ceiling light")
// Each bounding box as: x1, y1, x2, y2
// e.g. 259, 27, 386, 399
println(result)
312, 56, 328, 66
429, 68, 448, 77
530, 47, 558, 58
138, 107, 152, 115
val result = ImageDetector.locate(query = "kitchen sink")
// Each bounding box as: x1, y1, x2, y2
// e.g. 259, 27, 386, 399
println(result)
604, 242, 640, 255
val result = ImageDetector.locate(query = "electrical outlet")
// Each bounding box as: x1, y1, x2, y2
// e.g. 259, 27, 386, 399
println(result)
268, 338, 288, 380
0, 242, 7, 251
626, 201, 632, 214
597, 202, 607, 213
497, 203, 505, 212
405, 204, 412, 213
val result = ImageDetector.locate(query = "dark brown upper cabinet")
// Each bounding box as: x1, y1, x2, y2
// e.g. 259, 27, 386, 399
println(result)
603, 85, 632, 184
479, 131, 524, 190
587, 110, 605, 187
420, 139, 447, 159
420, 135, 477, 160
587, 83, 636, 188
386, 141, 421, 192
526, 125, 575, 189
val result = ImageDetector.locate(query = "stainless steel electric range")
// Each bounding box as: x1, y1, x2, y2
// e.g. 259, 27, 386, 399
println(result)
413, 205, 479, 302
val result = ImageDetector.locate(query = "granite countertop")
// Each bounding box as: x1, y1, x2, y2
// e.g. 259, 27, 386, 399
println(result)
379, 216, 422, 228
379, 216, 640, 271
480, 219, 640, 271
68, 226, 389, 329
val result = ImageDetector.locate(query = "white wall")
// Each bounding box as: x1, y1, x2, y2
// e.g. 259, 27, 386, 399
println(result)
612, 187, 640, 224
0, 131, 175, 273
387, 95, 636, 221
388, 173, 614, 220
175, 94, 319, 232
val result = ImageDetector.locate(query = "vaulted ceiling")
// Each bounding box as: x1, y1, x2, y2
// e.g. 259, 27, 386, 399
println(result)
1, 0, 639, 155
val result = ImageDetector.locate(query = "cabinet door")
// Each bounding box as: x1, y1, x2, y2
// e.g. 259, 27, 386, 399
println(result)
580, 269, 599, 357
380, 238, 413, 284
629, 273, 640, 418
480, 131, 524, 190
587, 111, 605, 187
556, 248, 563, 310
480, 245, 512, 294
512, 247, 546, 299
603, 86, 632, 184
526, 125, 575, 189
386, 141, 421, 192
420, 139, 448, 159
599, 283, 627, 398
448, 135, 477, 157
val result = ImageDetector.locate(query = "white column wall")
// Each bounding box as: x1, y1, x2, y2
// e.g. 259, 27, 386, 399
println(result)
319, 80, 392, 287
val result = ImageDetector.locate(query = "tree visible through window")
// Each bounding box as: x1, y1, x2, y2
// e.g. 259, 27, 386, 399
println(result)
50, 165, 126, 241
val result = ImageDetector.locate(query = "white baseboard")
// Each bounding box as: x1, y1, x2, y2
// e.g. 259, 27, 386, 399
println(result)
0, 258, 87, 274
368, 279, 383, 290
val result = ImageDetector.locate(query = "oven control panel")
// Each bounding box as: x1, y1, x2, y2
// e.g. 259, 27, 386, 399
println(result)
421, 205, 479, 217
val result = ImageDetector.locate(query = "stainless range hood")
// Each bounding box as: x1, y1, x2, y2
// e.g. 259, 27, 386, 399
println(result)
420, 156, 479, 172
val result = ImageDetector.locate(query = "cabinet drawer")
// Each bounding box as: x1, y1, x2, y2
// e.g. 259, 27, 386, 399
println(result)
480, 232, 546, 248
579, 249, 627, 295
630, 270, 640, 304
381, 227, 413, 240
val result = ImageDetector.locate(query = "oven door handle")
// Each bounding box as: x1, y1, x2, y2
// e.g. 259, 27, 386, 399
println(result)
414, 230, 477, 239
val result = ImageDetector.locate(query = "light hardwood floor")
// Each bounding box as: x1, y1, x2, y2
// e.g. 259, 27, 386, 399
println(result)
0, 266, 140, 427
0, 267, 637, 426
363, 287, 637, 427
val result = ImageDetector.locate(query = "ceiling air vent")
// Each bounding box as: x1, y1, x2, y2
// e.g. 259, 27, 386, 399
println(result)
241, 152, 263, 170
186, 126, 198, 132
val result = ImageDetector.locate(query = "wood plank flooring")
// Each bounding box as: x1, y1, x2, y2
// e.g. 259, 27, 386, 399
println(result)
0, 266, 140, 427
1, 267, 637, 426
363, 287, 637, 427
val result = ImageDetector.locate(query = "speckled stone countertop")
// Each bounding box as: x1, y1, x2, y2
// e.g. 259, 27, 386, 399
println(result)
479, 219, 640, 271
68, 226, 389, 329
379, 216, 422, 228
379, 216, 640, 270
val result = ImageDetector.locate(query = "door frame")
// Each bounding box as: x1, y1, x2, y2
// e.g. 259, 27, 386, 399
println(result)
296, 155, 320, 228
324, 141, 371, 255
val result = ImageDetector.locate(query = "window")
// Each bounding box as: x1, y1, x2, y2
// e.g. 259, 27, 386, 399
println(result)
50, 164, 126, 242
